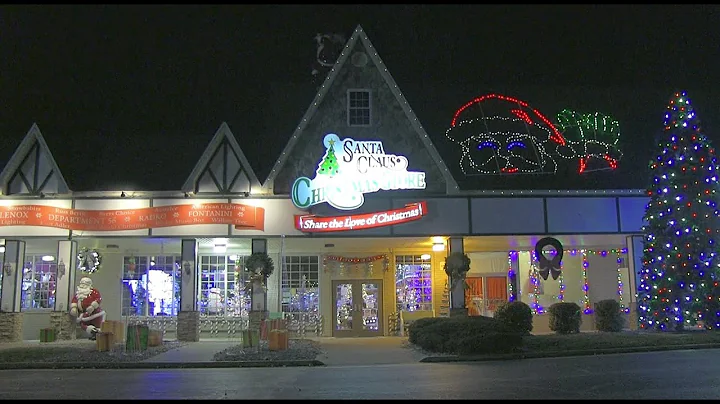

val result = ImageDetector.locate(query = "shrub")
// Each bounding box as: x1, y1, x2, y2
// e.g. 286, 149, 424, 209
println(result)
494, 301, 533, 334
548, 302, 582, 334
409, 315, 516, 354
408, 317, 446, 344
455, 332, 523, 355
594, 299, 625, 332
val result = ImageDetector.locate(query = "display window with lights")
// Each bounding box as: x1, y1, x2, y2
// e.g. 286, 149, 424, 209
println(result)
122, 255, 182, 317
281, 255, 320, 313
198, 254, 252, 316
21, 254, 57, 310
395, 255, 432, 312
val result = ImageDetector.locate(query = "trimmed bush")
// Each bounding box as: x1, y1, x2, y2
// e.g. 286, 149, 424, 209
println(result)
455, 332, 523, 355
548, 302, 582, 334
594, 299, 625, 332
494, 301, 533, 334
408, 317, 446, 344
408, 315, 523, 354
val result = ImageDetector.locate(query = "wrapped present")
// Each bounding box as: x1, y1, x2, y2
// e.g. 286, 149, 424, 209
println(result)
40, 328, 56, 343
269, 329, 288, 351
126, 324, 149, 351
96, 332, 113, 352
101, 320, 125, 345
242, 329, 260, 348
148, 330, 163, 347
269, 318, 287, 331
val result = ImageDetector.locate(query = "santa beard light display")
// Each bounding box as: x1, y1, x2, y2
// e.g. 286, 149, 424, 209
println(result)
446, 94, 566, 175
70, 277, 106, 340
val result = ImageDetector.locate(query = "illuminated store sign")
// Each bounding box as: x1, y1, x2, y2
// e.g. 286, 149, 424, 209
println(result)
295, 202, 427, 233
291, 133, 426, 210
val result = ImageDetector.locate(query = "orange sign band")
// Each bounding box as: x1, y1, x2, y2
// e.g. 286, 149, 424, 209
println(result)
0, 203, 265, 231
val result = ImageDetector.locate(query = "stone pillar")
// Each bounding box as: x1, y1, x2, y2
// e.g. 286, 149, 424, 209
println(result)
177, 239, 199, 342
249, 239, 268, 331
0, 240, 26, 342
447, 237, 468, 317
626, 235, 644, 329
51, 240, 78, 340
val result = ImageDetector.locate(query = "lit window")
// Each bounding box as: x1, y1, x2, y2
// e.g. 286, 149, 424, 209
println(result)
21, 255, 57, 310
282, 255, 320, 313
395, 255, 432, 312
122, 255, 182, 317
198, 254, 251, 316
347, 89, 372, 126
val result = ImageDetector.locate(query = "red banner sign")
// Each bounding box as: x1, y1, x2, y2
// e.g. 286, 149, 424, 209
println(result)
295, 201, 427, 233
0, 203, 265, 231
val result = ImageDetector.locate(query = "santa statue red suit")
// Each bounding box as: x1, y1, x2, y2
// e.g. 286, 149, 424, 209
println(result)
70, 277, 106, 340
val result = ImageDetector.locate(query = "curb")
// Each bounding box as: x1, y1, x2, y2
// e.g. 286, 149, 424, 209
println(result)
0, 359, 326, 370
419, 343, 720, 363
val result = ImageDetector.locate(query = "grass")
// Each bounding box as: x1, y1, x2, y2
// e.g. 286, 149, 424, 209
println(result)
522, 330, 720, 353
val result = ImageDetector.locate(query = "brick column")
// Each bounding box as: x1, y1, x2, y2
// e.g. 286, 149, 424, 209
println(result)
177, 239, 199, 342
0, 240, 26, 342
249, 239, 268, 331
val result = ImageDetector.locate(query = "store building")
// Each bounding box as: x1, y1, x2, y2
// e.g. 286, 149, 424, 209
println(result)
0, 26, 648, 342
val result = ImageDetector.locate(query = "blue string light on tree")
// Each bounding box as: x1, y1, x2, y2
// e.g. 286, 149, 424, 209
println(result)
77, 247, 102, 274
637, 91, 720, 331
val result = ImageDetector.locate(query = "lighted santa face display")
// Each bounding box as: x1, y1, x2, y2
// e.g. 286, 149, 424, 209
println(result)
446, 93, 567, 175
70, 277, 105, 340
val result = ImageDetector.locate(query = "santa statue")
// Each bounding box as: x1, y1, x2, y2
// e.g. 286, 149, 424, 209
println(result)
70, 277, 106, 340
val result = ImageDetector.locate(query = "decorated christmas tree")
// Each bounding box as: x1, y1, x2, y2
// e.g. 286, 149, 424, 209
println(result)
317, 139, 339, 176
637, 91, 720, 331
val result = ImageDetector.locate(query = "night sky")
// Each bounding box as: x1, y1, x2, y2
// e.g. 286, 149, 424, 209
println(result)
2, 5, 720, 191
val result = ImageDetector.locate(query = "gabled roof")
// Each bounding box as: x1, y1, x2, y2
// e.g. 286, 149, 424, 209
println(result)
262, 24, 459, 193
181, 122, 261, 194
0, 123, 70, 195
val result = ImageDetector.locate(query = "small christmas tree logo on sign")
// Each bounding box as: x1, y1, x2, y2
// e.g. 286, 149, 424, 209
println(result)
316, 135, 340, 177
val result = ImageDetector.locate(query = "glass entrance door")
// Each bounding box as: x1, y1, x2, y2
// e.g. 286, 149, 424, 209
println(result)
332, 279, 383, 337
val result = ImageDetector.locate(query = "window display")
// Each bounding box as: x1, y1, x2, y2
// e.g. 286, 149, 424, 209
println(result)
395, 255, 432, 312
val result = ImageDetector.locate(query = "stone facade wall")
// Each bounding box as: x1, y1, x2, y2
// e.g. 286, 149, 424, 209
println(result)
177, 311, 200, 342
0, 312, 23, 343
50, 311, 77, 340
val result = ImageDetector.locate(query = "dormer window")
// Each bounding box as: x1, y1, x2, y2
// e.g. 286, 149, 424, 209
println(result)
347, 89, 372, 127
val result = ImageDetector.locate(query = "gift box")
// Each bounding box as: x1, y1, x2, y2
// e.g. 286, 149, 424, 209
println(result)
148, 330, 164, 347
126, 324, 149, 351
269, 329, 288, 351
39, 328, 56, 343
96, 332, 113, 352
260, 317, 287, 340
101, 320, 125, 345
242, 329, 260, 348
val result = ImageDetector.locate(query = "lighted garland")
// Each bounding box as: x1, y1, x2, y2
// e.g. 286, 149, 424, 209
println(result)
528, 250, 544, 314
581, 250, 592, 314
323, 254, 390, 273
445, 93, 623, 176
507, 251, 518, 302
616, 251, 629, 313
77, 247, 102, 274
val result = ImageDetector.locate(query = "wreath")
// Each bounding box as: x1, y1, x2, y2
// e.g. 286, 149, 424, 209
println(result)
244, 252, 274, 280
77, 247, 102, 274
444, 252, 471, 288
